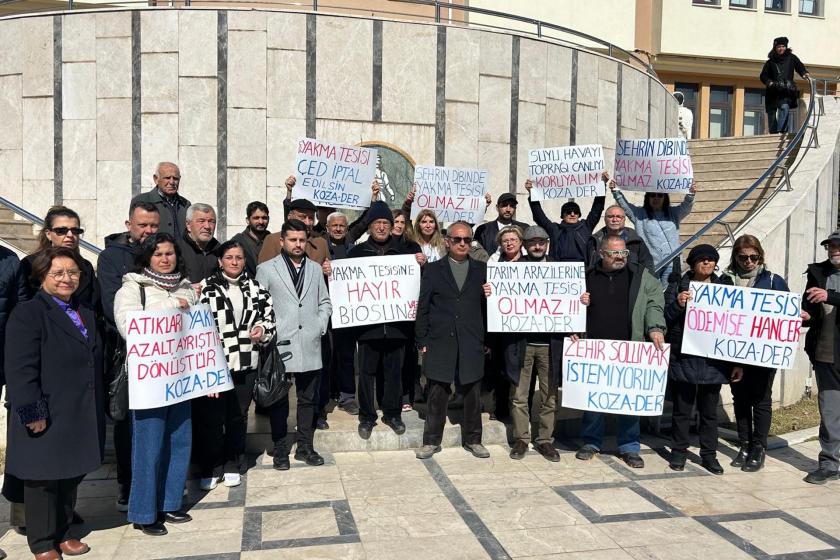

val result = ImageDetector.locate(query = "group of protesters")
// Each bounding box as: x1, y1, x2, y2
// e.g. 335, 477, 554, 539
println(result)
1, 158, 839, 560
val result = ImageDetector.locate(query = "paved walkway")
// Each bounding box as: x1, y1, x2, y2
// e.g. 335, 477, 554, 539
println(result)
1, 437, 839, 559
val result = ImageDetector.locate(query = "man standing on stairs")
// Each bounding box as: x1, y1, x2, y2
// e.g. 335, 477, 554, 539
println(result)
586, 204, 655, 274
760, 37, 809, 134
177, 203, 221, 285
474, 193, 529, 256
130, 162, 191, 240
97, 200, 161, 512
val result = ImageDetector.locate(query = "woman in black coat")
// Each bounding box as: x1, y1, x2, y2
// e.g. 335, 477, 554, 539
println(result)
4, 247, 105, 559
665, 244, 733, 475
759, 36, 809, 134
415, 222, 490, 460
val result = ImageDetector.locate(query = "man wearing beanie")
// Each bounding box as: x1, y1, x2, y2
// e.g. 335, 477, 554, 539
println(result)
348, 201, 424, 440
760, 36, 809, 134
664, 243, 734, 474
524, 179, 605, 264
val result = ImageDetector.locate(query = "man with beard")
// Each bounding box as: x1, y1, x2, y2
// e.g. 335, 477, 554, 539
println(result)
474, 193, 529, 256
231, 202, 270, 277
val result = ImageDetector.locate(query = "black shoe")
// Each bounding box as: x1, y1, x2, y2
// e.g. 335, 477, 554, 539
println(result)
701, 456, 724, 475
294, 446, 325, 466
358, 422, 375, 440
162, 511, 192, 524
316, 417, 330, 430
382, 416, 406, 435
134, 521, 167, 536
669, 450, 686, 471
509, 440, 528, 460
742, 444, 766, 472
804, 467, 840, 485
338, 401, 360, 415
731, 444, 750, 467
116, 484, 129, 512
71, 511, 84, 525
575, 445, 599, 461
619, 452, 645, 469
273, 441, 290, 470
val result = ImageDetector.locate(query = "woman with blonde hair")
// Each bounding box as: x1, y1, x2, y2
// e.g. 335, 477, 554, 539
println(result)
413, 209, 446, 263
489, 226, 526, 262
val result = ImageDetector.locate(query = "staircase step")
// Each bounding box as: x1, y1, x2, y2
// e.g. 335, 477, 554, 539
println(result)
688, 133, 794, 149
690, 145, 789, 158
692, 157, 779, 171
0, 219, 37, 237
694, 167, 782, 181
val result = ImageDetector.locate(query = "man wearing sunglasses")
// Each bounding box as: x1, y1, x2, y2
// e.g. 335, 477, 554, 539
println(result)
574, 234, 666, 468
524, 179, 605, 264
474, 193, 530, 256
415, 222, 492, 460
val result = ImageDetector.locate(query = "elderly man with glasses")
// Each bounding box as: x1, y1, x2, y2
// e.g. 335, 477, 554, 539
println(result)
573, 234, 666, 468
586, 205, 654, 274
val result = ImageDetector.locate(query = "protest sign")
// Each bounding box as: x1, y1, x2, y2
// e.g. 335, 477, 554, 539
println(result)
528, 144, 606, 200
487, 262, 586, 333
411, 165, 488, 224
294, 137, 377, 210
126, 304, 232, 410
681, 282, 801, 369
329, 255, 421, 328
614, 137, 693, 193
562, 338, 670, 416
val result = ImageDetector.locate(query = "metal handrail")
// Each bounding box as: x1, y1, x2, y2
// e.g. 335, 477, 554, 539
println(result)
651, 77, 820, 274
0, 195, 103, 255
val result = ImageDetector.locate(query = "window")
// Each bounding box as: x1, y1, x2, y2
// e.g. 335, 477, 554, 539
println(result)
730, 0, 755, 8
765, 0, 789, 12
709, 86, 733, 138
743, 89, 766, 135
799, 0, 822, 15
692, 0, 720, 5
674, 83, 699, 139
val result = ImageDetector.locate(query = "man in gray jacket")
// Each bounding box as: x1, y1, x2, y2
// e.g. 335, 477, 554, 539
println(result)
586, 205, 654, 273
130, 162, 191, 239
256, 219, 332, 470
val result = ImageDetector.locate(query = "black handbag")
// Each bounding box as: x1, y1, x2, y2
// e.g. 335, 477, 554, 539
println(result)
253, 339, 293, 408
107, 286, 145, 421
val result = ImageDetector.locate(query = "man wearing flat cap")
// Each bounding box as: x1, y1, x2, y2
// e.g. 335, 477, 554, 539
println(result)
760, 36, 809, 134
801, 231, 840, 484
474, 193, 529, 256
258, 197, 329, 266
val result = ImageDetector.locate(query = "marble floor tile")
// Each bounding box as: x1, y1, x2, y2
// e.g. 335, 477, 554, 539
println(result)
247, 465, 341, 487
333, 449, 420, 466
595, 517, 717, 547
720, 517, 835, 555
521, 451, 594, 470
246, 482, 346, 507
113, 527, 243, 560
632, 485, 775, 516
493, 525, 619, 556
523, 551, 637, 560
534, 465, 630, 486
356, 512, 472, 541
570, 487, 662, 516
76, 479, 120, 499
623, 537, 755, 560
338, 460, 432, 481
346, 492, 457, 521
716, 469, 809, 491
755, 484, 840, 508
435, 456, 534, 475
362, 534, 490, 560
261, 507, 340, 541
241, 543, 367, 559
75, 496, 124, 518
787, 504, 840, 537
342, 475, 441, 499
446, 470, 545, 491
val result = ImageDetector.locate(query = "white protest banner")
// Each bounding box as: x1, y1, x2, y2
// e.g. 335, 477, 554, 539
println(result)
562, 338, 670, 416
126, 304, 232, 410
329, 255, 421, 328
681, 282, 801, 369
528, 144, 606, 200
411, 165, 488, 224
294, 137, 377, 210
614, 137, 693, 193
487, 262, 586, 333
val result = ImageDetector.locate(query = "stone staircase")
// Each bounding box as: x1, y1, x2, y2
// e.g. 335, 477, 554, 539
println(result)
0, 205, 39, 254
680, 133, 798, 251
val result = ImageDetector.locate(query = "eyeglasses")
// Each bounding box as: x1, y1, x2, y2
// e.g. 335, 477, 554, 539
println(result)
602, 249, 629, 257
737, 254, 760, 263
695, 257, 717, 263
501, 239, 520, 245
47, 269, 81, 280
49, 227, 84, 236
448, 236, 472, 245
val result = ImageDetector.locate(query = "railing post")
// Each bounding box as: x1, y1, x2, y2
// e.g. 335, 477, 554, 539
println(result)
434, 0, 441, 22
536, 21, 542, 38
313, 0, 318, 12
68, 0, 73, 9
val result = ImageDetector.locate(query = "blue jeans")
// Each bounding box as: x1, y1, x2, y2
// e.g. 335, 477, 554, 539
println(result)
768, 103, 791, 134
580, 411, 640, 454
128, 401, 192, 524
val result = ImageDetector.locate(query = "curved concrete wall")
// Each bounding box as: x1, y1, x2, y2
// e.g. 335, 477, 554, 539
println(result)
0, 8, 678, 246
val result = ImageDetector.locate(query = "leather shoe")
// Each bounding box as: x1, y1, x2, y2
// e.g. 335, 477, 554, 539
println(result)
804, 467, 840, 485
575, 445, 598, 461
463, 443, 491, 458
536, 442, 561, 462
294, 447, 325, 466
59, 539, 90, 556
34, 551, 61, 560
669, 450, 686, 471
358, 422, 374, 440
702, 456, 724, 475
133, 521, 167, 536
741, 445, 765, 472
273, 453, 290, 470
619, 452, 645, 469
382, 416, 406, 435
162, 511, 192, 524
731, 444, 750, 467
509, 440, 528, 460
316, 417, 329, 430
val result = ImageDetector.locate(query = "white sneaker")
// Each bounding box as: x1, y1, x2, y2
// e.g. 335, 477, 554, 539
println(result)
222, 473, 241, 487
199, 477, 218, 491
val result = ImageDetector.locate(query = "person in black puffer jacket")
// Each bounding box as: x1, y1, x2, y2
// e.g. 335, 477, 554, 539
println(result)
759, 36, 809, 134
664, 244, 734, 475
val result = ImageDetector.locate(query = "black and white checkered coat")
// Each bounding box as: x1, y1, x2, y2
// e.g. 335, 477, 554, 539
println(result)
199, 271, 276, 373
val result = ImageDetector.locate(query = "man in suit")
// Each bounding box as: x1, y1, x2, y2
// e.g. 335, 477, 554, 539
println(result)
415, 221, 492, 460
130, 162, 191, 239
256, 219, 332, 470
474, 193, 529, 256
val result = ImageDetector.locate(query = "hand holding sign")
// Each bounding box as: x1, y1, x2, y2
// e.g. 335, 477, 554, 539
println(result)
528, 144, 606, 200
411, 166, 488, 224
294, 138, 377, 210
614, 137, 693, 193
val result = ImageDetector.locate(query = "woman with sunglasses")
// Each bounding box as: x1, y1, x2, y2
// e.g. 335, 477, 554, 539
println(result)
665, 244, 734, 474
19, 206, 100, 310
607, 175, 696, 287
722, 234, 790, 472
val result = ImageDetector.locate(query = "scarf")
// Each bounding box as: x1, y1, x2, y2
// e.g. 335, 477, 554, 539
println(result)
727, 264, 763, 288
52, 296, 88, 340
281, 251, 306, 298
142, 267, 184, 291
